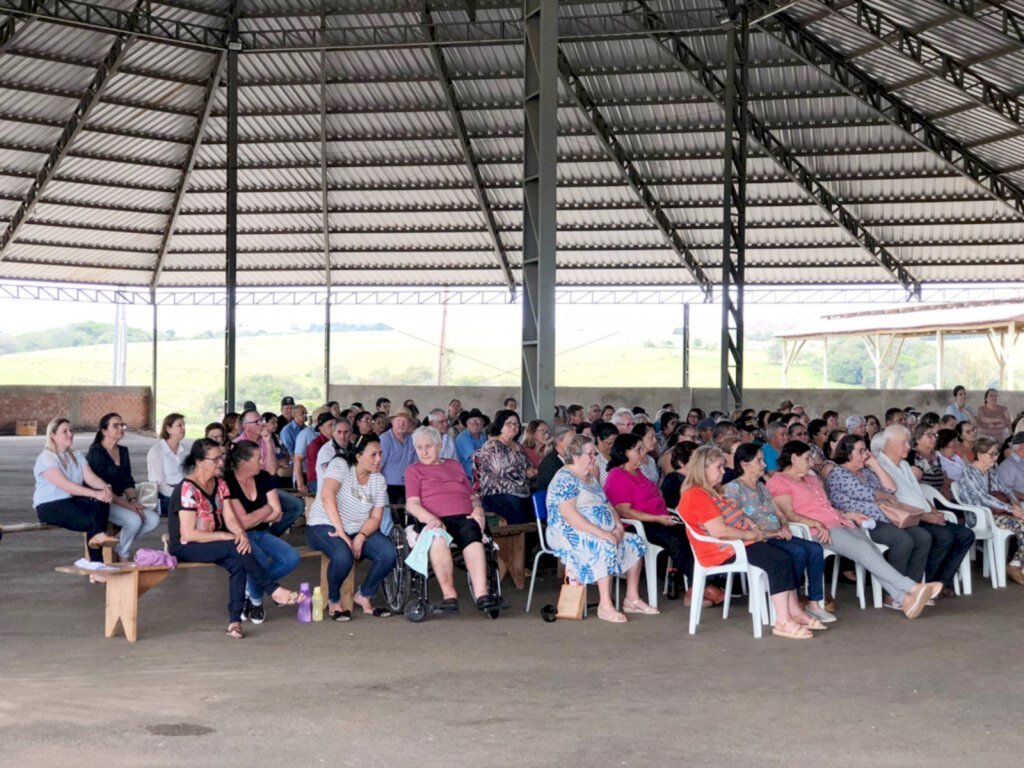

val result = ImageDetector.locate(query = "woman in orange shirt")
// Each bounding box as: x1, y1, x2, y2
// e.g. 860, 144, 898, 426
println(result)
678, 444, 822, 640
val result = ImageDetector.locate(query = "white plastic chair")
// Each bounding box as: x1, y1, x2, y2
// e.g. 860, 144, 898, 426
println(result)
951, 481, 1013, 588
618, 518, 666, 609
682, 522, 771, 638
525, 490, 560, 612
918, 483, 974, 595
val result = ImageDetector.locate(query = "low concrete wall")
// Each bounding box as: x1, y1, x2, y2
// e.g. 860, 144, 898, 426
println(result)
0, 386, 152, 434
328, 384, 1024, 421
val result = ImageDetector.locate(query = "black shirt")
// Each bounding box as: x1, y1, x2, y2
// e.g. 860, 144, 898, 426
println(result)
223, 470, 278, 531
661, 472, 685, 511
536, 451, 564, 492
85, 443, 135, 496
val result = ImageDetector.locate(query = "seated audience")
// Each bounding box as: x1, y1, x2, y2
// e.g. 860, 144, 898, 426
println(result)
205, 422, 226, 445
537, 425, 574, 492
222, 412, 241, 442
937, 428, 967, 481
546, 435, 652, 623
371, 411, 388, 436
315, 418, 351, 486
455, 408, 489, 480
305, 435, 397, 619
168, 439, 304, 639
404, 426, 499, 613
760, 421, 786, 473
352, 410, 374, 439
958, 436, 1024, 585
380, 407, 417, 504
305, 413, 336, 495
279, 404, 307, 459
426, 409, 457, 460
521, 419, 551, 470
865, 415, 881, 440
610, 408, 635, 434
656, 411, 679, 454
976, 388, 1012, 442
661, 440, 699, 510
147, 412, 187, 517
955, 420, 978, 463
845, 415, 866, 437
826, 435, 932, 597
876, 425, 974, 598
475, 409, 534, 524
604, 434, 706, 606
766, 440, 941, 619
679, 445, 820, 640
996, 433, 1024, 497
276, 396, 294, 434
631, 422, 660, 483
223, 440, 301, 624
592, 421, 619, 485
909, 423, 950, 498
34, 417, 116, 566
86, 412, 159, 561
724, 443, 833, 623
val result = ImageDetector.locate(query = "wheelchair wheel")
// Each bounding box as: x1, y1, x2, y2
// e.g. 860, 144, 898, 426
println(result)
382, 526, 410, 614
405, 599, 429, 623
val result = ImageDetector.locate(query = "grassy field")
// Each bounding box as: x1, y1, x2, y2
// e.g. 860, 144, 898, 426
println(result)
0, 329, 844, 432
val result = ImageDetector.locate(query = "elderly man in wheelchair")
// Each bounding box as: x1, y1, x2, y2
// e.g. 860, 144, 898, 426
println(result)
402, 426, 502, 618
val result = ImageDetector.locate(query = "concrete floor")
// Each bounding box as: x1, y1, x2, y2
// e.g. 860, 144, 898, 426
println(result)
1, 433, 1023, 767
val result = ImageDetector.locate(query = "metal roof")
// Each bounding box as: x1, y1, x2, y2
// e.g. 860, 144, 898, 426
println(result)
777, 300, 1024, 339
1, 0, 1024, 290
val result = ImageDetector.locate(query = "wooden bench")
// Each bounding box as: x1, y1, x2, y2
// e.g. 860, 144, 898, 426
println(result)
489, 522, 536, 590
1, 521, 119, 562
56, 544, 355, 642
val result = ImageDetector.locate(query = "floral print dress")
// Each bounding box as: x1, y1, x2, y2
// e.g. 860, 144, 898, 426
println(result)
545, 467, 645, 584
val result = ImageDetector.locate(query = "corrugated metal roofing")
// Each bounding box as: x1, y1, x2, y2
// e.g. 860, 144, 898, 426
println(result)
1, 0, 1023, 289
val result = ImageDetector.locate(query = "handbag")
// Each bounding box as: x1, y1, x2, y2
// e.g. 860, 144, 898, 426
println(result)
556, 577, 586, 620
879, 500, 925, 529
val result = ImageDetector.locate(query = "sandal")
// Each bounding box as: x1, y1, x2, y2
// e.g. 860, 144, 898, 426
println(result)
226, 622, 244, 639
622, 599, 660, 615
272, 591, 307, 608
703, 585, 727, 605
799, 617, 827, 631
596, 605, 628, 624
772, 621, 813, 640
328, 609, 351, 622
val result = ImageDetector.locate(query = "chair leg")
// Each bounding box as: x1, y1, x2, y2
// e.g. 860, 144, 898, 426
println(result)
960, 554, 972, 596
723, 573, 734, 620
831, 556, 840, 601
870, 572, 883, 608
855, 562, 867, 609
688, 571, 706, 635
525, 551, 544, 612
748, 571, 763, 639
644, 547, 662, 609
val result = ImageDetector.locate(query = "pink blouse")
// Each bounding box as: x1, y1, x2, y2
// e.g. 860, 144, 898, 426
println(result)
765, 472, 853, 530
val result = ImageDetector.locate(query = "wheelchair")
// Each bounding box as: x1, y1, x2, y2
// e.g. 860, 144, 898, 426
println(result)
381, 510, 508, 622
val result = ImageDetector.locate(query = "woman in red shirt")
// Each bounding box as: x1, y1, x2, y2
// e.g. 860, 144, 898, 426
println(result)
679, 444, 821, 640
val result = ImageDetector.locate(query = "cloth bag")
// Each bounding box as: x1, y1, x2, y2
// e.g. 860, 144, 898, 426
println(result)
879, 501, 925, 529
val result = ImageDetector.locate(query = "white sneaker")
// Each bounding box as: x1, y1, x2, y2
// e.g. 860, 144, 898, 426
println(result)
806, 605, 837, 623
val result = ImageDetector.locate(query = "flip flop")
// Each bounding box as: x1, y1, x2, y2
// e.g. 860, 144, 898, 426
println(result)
226, 623, 244, 639
329, 609, 351, 622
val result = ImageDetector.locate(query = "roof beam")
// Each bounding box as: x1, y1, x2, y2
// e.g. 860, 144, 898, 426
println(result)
931, 0, 1024, 49
748, 0, 1024, 222
0, 0, 143, 262
422, 1, 515, 296
0, 14, 28, 55
638, 0, 920, 298
151, 51, 225, 288
815, 0, 1024, 128
557, 47, 712, 297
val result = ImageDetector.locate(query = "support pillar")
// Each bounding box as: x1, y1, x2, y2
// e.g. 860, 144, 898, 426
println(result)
822, 337, 829, 390
520, 0, 557, 424
150, 290, 157, 431
719, 1, 748, 412
935, 330, 944, 391
1006, 323, 1015, 391
224, 26, 240, 413
682, 302, 690, 389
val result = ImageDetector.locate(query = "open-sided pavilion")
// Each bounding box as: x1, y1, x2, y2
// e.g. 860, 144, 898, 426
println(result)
2, 0, 1024, 419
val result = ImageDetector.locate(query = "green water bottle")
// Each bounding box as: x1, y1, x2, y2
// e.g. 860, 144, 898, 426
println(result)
311, 586, 324, 622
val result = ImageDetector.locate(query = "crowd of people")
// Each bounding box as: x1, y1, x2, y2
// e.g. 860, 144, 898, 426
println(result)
31, 386, 1024, 639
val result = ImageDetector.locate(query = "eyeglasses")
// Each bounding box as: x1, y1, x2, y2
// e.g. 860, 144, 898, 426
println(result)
202, 455, 225, 463
581, 450, 597, 457
242, 419, 260, 426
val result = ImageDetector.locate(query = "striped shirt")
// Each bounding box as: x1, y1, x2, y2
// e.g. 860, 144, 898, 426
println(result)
307, 458, 387, 534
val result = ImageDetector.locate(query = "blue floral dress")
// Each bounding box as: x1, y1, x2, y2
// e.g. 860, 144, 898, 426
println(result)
545, 468, 646, 584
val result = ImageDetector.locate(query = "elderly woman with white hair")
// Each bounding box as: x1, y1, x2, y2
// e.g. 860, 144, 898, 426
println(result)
404, 426, 500, 613
845, 415, 866, 437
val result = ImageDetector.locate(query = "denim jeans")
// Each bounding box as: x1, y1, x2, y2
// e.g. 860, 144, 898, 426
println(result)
245, 530, 301, 602
171, 540, 280, 622
108, 504, 161, 560
269, 491, 305, 537
305, 525, 397, 603
766, 537, 826, 602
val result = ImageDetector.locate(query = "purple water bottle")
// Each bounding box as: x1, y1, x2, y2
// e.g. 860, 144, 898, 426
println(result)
297, 582, 312, 623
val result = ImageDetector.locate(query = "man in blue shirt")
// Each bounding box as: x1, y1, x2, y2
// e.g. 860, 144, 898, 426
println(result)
761, 420, 787, 474
280, 404, 307, 458
380, 408, 417, 504
455, 408, 489, 480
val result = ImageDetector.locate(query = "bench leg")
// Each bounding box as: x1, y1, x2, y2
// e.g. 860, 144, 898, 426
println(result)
103, 568, 169, 642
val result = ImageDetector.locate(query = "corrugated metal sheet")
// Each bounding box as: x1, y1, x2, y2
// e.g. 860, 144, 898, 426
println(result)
0, 0, 1022, 289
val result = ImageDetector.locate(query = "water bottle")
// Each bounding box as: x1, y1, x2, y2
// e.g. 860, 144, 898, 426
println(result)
311, 586, 324, 622
297, 582, 312, 623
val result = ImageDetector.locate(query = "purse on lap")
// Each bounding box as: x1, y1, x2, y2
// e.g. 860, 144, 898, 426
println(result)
879, 500, 926, 529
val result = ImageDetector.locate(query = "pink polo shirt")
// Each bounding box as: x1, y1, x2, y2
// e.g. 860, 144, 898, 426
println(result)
603, 466, 668, 516
765, 472, 853, 529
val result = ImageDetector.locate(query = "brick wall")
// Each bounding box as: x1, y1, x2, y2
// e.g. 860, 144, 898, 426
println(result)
0, 386, 151, 434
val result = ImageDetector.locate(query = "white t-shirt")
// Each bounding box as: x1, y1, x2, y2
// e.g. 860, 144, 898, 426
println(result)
34, 450, 84, 507
307, 458, 388, 534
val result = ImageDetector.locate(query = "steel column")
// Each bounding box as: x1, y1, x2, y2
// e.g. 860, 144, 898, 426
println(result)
0, 1, 142, 261
224, 23, 240, 413
719, 1, 748, 411
520, 0, 557, 424
682, 302, 690, 389
319, 0, 332, 401
151, 289, 158, 431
